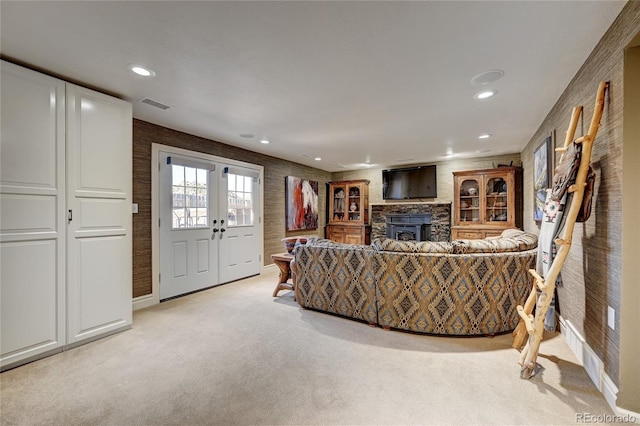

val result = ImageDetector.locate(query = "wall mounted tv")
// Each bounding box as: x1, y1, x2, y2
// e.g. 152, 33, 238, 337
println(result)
382, 165, 437, 200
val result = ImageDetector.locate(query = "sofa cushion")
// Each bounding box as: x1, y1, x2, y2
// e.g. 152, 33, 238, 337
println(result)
500, 228, 526, 239
512, 232, 538, 251
371, 237, 454, 254
452, 232, 537, 254
306, 238, 371, 251
304, 236, 331, 245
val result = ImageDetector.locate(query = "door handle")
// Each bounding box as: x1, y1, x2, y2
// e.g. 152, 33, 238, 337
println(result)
212, 228, 219, 233
220, 228, 226, 233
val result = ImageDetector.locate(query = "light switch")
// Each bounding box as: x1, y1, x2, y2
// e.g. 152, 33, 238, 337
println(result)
607, 306, 615, 330
132, 203, 139, 214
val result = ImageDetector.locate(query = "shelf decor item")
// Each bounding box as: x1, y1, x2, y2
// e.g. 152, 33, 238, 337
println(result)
285, 176, 318, 231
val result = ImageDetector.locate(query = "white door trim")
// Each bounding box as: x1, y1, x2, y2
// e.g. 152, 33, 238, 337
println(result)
133, 143, 264, 310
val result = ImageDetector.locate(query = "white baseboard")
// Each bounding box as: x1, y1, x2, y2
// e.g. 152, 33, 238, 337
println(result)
616, 407, 640, 424
133, 267, 276, 311
133, 293, 157, 311
263, 263, 277, 271
603, 372, 620, 415
559, 316, 640, 421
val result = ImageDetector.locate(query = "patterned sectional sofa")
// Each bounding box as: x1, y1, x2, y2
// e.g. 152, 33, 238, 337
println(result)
291, 229, 537, 336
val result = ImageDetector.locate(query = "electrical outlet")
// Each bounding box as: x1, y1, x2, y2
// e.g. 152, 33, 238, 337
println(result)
607, 306, 615, 330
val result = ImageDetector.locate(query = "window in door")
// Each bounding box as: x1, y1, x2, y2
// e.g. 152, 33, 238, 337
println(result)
171, 165, 209, 229
227, 173, 254, 227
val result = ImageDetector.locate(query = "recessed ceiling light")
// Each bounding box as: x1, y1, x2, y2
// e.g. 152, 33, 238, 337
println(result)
127, 63, 156, 77
260, 139, 270, 144
474, 90, 497, 100
471, 70, 504, 85
240, 134, 254, 139
314, 157, 322, 161
478, 134, 491, 139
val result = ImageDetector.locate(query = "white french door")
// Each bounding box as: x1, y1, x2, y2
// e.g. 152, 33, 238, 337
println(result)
158, 153, 261, 300
159, 153, 218, 300
218, 164, 260, 284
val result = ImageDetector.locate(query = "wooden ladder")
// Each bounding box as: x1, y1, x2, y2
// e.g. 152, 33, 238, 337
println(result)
512, 81, 608, 379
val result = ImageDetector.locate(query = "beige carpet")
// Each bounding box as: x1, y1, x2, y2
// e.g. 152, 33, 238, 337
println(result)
1, 268, 615, 425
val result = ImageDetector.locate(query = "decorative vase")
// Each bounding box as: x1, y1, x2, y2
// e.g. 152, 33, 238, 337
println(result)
349, 202, 357, 212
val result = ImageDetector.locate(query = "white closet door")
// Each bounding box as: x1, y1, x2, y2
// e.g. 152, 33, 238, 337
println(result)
0, 61, 66, 367
66, 84, 132, 343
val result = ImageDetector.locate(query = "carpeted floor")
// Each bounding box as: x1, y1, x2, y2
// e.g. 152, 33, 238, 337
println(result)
0, 268, 615, 425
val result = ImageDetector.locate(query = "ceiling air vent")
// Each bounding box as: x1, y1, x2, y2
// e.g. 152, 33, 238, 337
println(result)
139, 98, 172, 110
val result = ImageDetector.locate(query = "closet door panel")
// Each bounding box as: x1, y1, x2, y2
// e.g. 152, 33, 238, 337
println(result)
0, 63, 60, 190
0, 241, 58, 356
0, 194, 56, 234
66, 84, 132, 344
76, 236, 130, 333
0, 61, 66, 369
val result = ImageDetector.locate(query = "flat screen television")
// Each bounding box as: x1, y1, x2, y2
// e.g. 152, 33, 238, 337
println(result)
382, 165, 437, 200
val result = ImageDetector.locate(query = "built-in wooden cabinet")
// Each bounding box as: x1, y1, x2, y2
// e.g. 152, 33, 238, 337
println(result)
326, 180, 371, 244
451, 167, 522, 240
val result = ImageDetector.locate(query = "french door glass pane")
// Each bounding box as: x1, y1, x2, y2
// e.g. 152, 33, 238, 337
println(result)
172, 164, 208, 229
226, 173, 253, 227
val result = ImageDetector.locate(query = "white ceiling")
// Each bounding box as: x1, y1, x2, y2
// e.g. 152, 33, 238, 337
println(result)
1, 1, 626, 172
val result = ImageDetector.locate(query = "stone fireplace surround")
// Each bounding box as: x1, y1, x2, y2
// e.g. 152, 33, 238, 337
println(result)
371, 203, 451, 242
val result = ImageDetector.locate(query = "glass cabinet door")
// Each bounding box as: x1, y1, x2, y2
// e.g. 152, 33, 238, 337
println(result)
459, 178, 480, 223
347, 185, 361, 222
332, 184, 347, 221
485, 176, 508, 222
328, 180, 368, 225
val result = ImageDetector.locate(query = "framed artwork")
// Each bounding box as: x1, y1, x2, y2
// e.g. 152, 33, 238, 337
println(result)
533, 131, 554, 222
285, 176, 318, 231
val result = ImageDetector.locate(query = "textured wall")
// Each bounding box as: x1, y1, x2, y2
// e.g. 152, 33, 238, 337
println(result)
331, 153, 522, 205
520, 1, 640, 386
132, 119, 330, 298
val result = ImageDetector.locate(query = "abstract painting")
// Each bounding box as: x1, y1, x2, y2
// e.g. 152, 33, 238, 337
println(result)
285, 176, 318, 231
534, 131, 554, 222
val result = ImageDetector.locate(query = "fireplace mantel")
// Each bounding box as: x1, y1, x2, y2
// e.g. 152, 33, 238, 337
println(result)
371, 203, 451, 242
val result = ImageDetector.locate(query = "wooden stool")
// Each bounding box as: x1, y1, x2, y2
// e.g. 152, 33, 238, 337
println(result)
271, 252, 294, 297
